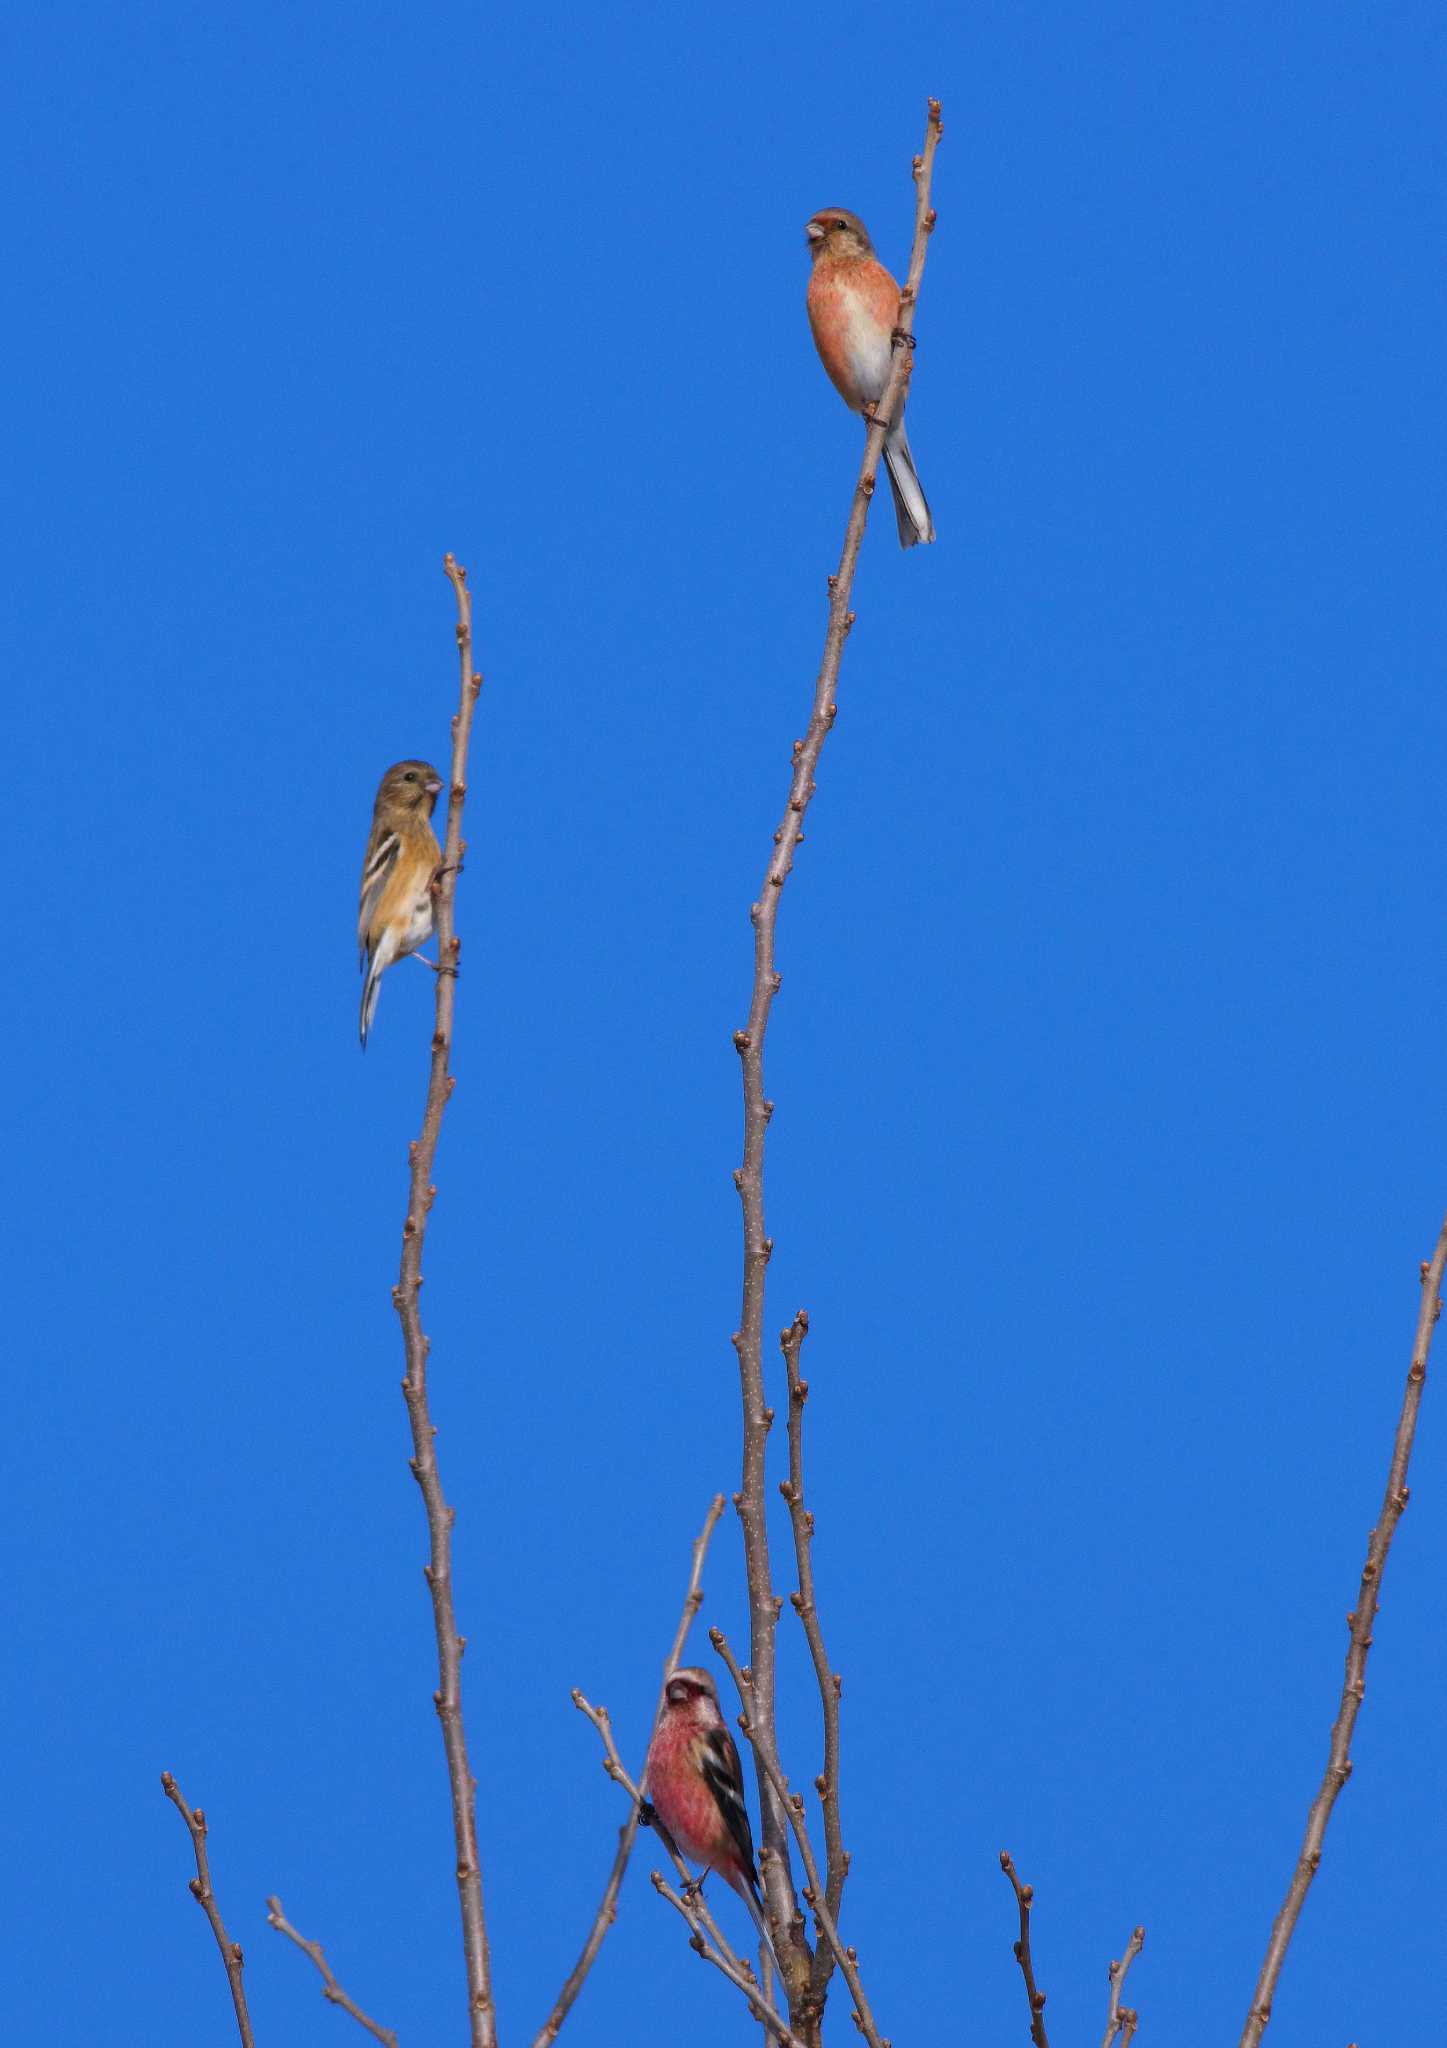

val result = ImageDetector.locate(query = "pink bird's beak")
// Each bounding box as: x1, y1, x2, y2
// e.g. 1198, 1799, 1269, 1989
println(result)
425, 777, 443, 795
805, 219, 824, 243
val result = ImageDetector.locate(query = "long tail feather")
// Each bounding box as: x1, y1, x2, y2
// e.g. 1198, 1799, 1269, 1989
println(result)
359, 923, 403, 1049
359, 957, 381, 1049
882, 419, 935, 548
742, 1876, 782, 1977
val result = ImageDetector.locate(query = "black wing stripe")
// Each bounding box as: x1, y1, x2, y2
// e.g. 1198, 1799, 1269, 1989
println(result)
702, 1727, 757, 1876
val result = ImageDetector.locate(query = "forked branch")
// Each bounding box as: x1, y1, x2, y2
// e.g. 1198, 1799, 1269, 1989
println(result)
160, 1773, 256, 2048
650, 1871, 812, 2048
1239, 1215, 1447, 2044
393, 554, 493, 2048
727, 95, 943, 2010
1100, 1925, 1144, 2048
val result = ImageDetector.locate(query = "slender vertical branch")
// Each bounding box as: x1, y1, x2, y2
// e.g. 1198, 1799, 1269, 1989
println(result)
393, 553, 493, 2048
778, 1309, 847, 2007
160, 1773, 256, 2048
1100, 1926, 1144, 2048
999, 1852, 1050, 2048
532, 1495, 727, 2048
728, 96, 943, 2006
265, 1896, 399, 2047
1238, 1216, 1446, 2044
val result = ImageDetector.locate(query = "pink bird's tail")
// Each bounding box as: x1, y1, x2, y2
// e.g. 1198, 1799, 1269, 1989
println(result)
740, 1872, 782, 1978
882, 418, 935, 548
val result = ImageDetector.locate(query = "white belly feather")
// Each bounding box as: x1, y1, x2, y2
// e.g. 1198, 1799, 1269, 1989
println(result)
846, 299, 893, 406
401, 890, 434, 954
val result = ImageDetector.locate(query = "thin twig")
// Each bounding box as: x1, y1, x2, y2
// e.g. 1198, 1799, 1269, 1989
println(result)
1100, 1926, 1144, 2048
265, 1896, 399, 2046
728, 95, 943, 2004
712, 1631, 889, 2048
650, 1872, 813, 2048
532, 1496, 727, 2048
1239, 1216, 1447, 2045
393, 554, 493, 2048
999, 1852, 1050, 2048
778, 1309, 847, 2008
160, 1773, 256, 2048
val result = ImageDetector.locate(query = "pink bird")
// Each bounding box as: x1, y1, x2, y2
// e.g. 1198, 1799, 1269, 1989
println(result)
643, 1665, 779, 1967
805, 207, 934, 548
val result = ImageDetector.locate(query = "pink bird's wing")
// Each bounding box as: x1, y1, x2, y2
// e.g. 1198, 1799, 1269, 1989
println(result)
699, 1723, 759, 1884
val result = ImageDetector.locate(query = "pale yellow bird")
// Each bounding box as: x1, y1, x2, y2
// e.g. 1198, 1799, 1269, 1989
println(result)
357, 759, 443, 1048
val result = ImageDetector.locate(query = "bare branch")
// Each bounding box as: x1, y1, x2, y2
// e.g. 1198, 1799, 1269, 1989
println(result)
1239, 1216, 1447, 2045
160, 1773, 256, 2048
532, 1495, 727, 2048
651, 1494, 732, 1757
265, 1896, 399, 2047
778, 1309, 847, 2007
712, 1631, 889, 2048
650, 1871, 813, 2048
393, 554, 493, 2048
999, 1852, 1050, 2048
1100, 1926, 1145, 2048
728, 95, 944, 2001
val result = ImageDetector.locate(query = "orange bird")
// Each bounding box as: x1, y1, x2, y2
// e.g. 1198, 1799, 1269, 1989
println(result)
805, 208, 934, 548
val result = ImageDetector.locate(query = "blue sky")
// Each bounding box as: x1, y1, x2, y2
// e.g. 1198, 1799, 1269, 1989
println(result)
4, 2, 1446, 2043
